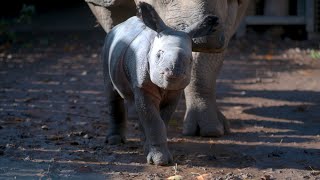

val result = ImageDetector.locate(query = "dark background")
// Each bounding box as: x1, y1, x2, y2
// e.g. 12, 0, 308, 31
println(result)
1, 0, 84, 17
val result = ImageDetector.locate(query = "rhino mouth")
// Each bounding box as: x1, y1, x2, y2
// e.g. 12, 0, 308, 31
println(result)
150, 73, 190, 91
161, 79, 190, 90
192, 31, 227, 53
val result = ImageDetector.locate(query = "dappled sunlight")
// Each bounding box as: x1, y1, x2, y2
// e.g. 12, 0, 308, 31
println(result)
0, 30, 319, 179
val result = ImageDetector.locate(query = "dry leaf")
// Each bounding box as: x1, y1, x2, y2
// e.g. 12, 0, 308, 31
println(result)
265, 54, 273, 60
197, 173, 212, 180
167, 175, 183, 180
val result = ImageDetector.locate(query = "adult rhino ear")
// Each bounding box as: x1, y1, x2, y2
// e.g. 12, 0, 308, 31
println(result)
185, 15, 219, 38
137, 2, 167, 33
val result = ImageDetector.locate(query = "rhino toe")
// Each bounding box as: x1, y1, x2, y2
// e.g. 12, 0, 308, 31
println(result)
146, 145, 172, 166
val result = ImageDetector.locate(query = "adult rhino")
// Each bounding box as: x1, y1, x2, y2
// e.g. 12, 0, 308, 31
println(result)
86, 0, 250, 137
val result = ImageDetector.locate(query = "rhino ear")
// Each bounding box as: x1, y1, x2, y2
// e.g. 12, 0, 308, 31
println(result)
137, 2, 167, 33
185, 15, 219, 38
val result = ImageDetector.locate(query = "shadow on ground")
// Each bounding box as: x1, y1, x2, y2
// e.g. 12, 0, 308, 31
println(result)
0, 28, 319, 178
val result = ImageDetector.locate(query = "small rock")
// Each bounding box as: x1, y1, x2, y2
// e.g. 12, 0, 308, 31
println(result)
255, 77, 262, 83
128, 173, 140, 177
72, 131, 85, 136
261, 174, 273, 180
41, 125, 49, 130
303, 175, 310, 179
83, 134, 92, 139
91, 53, 98, 58
24, 156, 31, 161
240, 91, 246, 95
241, 173, 253, 179
81, 71, 87, 76
69, 77, 77, 82
6, 144, 15, 148
197, 154, 207, 158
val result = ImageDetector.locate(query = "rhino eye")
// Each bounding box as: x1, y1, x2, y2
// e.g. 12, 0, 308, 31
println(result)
156, 50, 164, 59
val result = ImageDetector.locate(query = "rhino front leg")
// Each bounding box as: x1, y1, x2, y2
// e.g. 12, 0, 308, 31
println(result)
183, 52, 230, 137
160, 91, 183, 129
134, 88, 172, 166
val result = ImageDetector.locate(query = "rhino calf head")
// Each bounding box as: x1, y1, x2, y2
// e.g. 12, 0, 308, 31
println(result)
138, 2, 218, 90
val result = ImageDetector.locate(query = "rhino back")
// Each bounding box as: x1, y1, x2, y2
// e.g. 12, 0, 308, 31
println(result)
104, 16, 155, 98
123, 26, 156, 89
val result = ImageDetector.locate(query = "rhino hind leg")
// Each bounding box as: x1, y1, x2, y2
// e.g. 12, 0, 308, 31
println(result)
104, 82, 127, 145
106, 92, 127, 144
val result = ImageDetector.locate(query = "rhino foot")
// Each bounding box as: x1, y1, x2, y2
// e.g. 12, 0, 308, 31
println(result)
146, 144, 172, 166
183, 108, 230, 137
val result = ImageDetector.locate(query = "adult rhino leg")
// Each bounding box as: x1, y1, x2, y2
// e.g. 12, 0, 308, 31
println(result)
87, 2, 136, 32
183, 52, 230, 137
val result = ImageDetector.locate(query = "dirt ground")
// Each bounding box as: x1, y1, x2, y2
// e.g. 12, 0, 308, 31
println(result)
0, 29, 320, 180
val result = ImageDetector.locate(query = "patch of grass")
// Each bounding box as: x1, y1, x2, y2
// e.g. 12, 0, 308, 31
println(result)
310, 49, 320, 59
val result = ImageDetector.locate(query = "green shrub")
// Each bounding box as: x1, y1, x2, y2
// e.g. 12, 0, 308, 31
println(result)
310, 50, 320, 59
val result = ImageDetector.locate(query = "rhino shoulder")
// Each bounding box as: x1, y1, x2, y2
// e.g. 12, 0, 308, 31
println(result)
105, 16, 152, 94
107, 16, 146, 45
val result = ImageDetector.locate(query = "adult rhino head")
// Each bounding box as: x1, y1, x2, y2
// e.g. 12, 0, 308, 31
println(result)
134, 0, 249, 53
86, 0, 250, 137
87, 0, 249, 53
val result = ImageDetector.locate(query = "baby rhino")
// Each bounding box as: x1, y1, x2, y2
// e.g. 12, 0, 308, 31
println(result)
102, 2, 218, 165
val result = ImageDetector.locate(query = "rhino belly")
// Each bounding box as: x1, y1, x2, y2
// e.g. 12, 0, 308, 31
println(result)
110, 56, 134, 100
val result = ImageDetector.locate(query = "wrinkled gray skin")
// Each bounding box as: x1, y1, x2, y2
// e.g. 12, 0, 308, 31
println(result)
87, 0, 249, 137
103, 3, 218, 165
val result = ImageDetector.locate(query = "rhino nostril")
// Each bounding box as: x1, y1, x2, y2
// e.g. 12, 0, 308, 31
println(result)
163, 70, 174, 78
